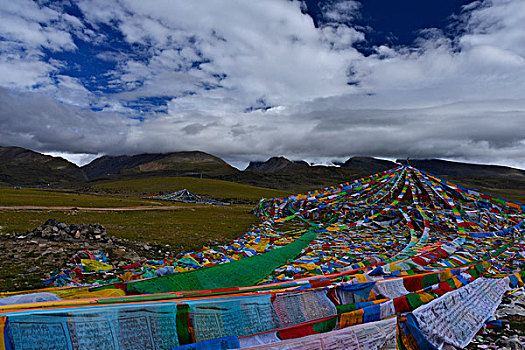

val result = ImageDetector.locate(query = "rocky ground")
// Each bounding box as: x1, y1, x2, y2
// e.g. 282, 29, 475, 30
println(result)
0, 219, 176, 291
465, 291, 525, 349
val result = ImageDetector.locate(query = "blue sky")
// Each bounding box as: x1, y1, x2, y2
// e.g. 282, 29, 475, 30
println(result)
0, 0, 524, 169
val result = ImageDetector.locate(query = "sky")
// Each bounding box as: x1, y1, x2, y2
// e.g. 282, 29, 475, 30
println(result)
0, 0, 524, 169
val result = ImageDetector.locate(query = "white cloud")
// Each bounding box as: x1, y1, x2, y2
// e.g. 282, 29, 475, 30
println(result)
0, 50, 56, 88
0, 0, 77, 51
321, 0, 361, 23
43, 151, 103, 167
0, 0, 82, 98
0, 0, 524, 169
70, 0, 525, 112
76, 0, 364, 108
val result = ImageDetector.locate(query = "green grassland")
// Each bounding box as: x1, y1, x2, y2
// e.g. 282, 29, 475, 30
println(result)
0, 188, 173, 208
86, 176, 292, 203
0, 178, 290, 252
0, 205, 258, 251
448, 178, 525, 204
468, 186, 525, 204
0, 179, 268, 291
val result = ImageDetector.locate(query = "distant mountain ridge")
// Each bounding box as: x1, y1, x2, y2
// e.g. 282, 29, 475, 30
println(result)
0, 146, 86, 186
81, 153, 167, 179
341, 156, 397, 173
246, 156, 396, 174
402, 159, 525, 179
246, 157, 310, 173
1, 146, 524, 193
400, 158, 525, 189
81, 151, 238, 179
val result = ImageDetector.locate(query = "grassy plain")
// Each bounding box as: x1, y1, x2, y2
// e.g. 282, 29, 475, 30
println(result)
0, 177, 288, 251
86, 176, 292, 203
0, 188, 169, 208
0, 205, 257, 251
448, 178, 525, 204
0, 178, 276, 290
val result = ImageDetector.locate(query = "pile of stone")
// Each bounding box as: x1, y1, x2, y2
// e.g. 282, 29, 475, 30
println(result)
0, 220, 178, 290
24, 219, 110, 242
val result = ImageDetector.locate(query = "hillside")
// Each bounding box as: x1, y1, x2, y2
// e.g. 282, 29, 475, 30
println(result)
245, 156, 397, 174
85, 154, 375, 193
236, 156, 396, 192
0, 146, 87, 187
342, 156, 397, 173
82, 151, 238, 179
246, 157, 310, 173
403, 159, 525, 190
228, 167, 367, 192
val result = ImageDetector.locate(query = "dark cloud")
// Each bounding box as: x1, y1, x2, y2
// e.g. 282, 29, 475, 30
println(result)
2, 87, 524, 169
182, 123, 208, 135
0, 88, 128, 154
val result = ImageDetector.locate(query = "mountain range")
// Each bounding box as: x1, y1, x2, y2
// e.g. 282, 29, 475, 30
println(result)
82, 151, 235, 179
1, 146, 524, 193
0, 147, 87, 187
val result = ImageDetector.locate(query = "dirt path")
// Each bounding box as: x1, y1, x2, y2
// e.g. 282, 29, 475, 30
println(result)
0, 205, 201, 211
